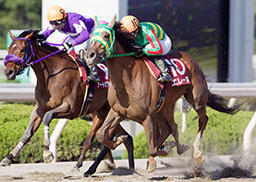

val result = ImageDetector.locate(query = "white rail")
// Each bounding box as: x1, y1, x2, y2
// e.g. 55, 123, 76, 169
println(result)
0, 84, 35, 102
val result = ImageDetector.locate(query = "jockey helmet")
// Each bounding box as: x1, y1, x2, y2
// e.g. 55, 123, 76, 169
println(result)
47, 5, 67, 21
120, 15, 140, 33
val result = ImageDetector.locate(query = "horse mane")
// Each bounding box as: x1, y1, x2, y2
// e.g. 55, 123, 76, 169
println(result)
114, 22, 141, 53
18, 30, 59, 52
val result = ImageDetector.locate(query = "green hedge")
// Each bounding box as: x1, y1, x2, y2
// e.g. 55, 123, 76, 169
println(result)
123, 108, 254, 159
0, 103, 101, 163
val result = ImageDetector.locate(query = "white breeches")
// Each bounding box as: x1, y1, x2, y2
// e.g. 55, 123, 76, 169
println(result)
45, 31, 90, 54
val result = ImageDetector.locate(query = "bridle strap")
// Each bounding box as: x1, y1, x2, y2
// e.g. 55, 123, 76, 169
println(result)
14, 37, 65, 66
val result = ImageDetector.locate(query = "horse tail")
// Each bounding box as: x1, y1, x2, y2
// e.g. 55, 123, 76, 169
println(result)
207, 92, 242, 114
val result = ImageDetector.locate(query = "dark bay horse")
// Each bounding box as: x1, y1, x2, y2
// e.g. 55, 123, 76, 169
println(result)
1, 30, 134, 174
83, 16, 242, 172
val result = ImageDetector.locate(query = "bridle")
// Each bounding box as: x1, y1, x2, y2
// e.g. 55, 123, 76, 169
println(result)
4, 37, 65, 68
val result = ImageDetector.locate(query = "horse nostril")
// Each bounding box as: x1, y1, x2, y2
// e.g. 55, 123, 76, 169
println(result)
5, 69, 13, 76
89, 52, 96, 59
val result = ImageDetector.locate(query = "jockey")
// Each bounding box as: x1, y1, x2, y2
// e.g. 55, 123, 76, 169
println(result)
120, 15, 173, 83
40, 5, 100, 82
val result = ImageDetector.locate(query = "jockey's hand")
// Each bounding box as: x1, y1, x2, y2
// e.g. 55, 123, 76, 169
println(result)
62, 42, 73, 52
134, 48, 143, 57
35, 35, 45, 45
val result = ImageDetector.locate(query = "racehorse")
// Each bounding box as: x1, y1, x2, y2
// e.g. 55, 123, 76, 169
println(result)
2, 30, 134, 174
83, 16, 242, 172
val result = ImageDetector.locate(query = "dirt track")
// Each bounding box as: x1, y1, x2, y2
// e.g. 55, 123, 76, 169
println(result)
1, 155, 256, 182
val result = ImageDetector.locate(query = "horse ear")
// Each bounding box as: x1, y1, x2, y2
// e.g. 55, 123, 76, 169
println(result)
108, 14, 116, 28
9, 31, 16, 40
94, 16, 100, 27
24, 32, 33, 40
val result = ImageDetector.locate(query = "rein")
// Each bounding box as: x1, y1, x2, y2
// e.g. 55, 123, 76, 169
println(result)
4, 37, 65, 67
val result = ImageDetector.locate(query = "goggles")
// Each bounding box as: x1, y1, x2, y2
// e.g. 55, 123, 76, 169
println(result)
50, 19, 64, 26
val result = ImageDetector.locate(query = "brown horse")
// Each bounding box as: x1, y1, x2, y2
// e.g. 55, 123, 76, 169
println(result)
83, 16, 242, 172
1, 30, 134, 174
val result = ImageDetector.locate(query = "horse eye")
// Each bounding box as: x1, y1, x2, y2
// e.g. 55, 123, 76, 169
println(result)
104, 34, 110, 40
21, 48, 26, 53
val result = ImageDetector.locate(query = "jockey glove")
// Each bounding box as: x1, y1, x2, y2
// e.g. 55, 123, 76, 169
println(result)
62, 42, 73, 52
35, 36, 45, 45
134, 45, 144, 57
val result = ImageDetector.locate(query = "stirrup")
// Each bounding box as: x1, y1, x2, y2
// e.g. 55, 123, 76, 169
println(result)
157, 73, 173, 83
87, 75, 100, 82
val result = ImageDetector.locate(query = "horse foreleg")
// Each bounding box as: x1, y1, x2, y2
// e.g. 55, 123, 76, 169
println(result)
96, 109, 125, 150
43, 103, 70, 163
1, 105, 43, 166
83, 146, 110, 177
113, 124, 135, 169
75, 114, 103, 169
142, 115, 160, 172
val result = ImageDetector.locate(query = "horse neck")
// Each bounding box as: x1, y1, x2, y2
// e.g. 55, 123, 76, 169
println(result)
107, 41, 151, 90
30, 42, 70, 85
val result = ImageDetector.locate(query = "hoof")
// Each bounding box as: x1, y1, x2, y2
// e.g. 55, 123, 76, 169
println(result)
113, 135, 128, 148
104, 160, 116, 171
73, 165, 80, 172
177, 144, 190, 155
117, 135, 128, 143
43, 150, 54, 163
146, 160, 157, 173
161, 141, 176, 154
83, 171, 93, 178
194, 151, 205, 166
0, 157, 12, 166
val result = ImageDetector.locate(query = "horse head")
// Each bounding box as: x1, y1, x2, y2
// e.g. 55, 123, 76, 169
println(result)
84, 15, 116, 68
4, 31, 36, 80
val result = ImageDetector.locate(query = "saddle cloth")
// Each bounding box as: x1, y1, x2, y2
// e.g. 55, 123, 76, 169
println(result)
143, 55, 191, 89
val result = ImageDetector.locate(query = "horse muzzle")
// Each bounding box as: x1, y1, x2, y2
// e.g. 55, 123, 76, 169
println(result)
83, 49, 98, 68
5, 68, 16, 80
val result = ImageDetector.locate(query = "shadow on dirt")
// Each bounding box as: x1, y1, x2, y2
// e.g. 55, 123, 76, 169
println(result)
183, 154, 256, 180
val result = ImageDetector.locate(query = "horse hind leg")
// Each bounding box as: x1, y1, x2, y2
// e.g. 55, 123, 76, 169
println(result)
184, 91, 208, 166
161, 106, 189, 155
166, 120, 189, 155
193, 109, 208, 166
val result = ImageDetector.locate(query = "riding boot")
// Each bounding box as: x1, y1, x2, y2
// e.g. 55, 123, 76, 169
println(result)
87, 66, 101, 82
154, 58, 173, 83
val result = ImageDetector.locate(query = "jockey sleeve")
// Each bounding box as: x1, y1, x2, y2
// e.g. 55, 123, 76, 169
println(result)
61, 13, 94, 46
40, 27, 55, 38
41, 12, 94, 46
134, 22, 166, 56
